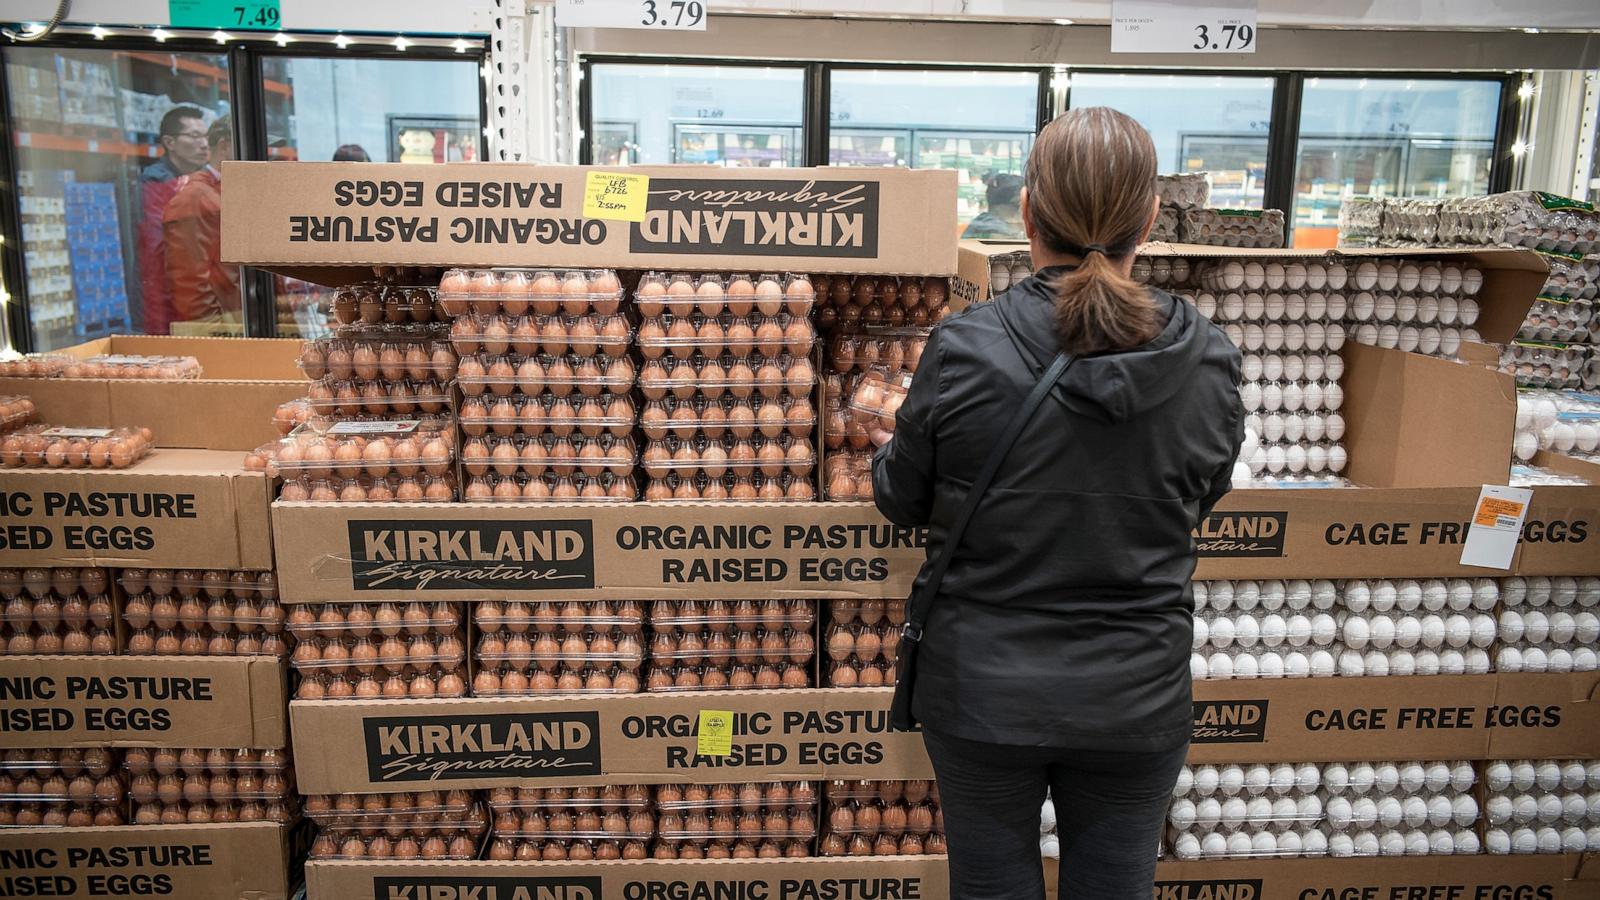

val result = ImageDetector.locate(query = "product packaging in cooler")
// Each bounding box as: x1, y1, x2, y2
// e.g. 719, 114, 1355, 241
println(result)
126, 747, 294, 825
486, 785, 654, 861
327, 284, 446, 327
472, 599, 646, 696
0, 424, 153, 468
306, 791, 486, 860
654, 782, 818, 859
0, 748, 126, 828
639, 354, 816, 402
812, 274, 949, 332
0, 395, 37, 434
824, 599, 905, 687
645, 599, 816, 691
122, 568, 287, 658
0, 567, 116, 656
288, 601, 468, 700
0, 353, 74, 378
297, 331, 457, 384
819, 780, 944, 857
439, 269, 624, 318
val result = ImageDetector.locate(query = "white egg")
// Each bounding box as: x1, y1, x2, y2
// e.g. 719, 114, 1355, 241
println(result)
1451, 761, 1477, 793
1172, 832, 1201, 860
1473, 578, 1500, 610
1169, 797, 1197, 829
1306, 264, 1328, 291
1283, 650, 1311, 677
1265, 445, 1286, 474
1326, 263, 1349, 291
1512, 761, 1538, 792
1396, 294, 1418, 321
1200, 831, 1229, 858
1372, 581, 1398, 612
1413, 649, 1441, 675
1428, 829, 1455, 855
1536, 827, 1563, 854
1465, 648, 1492, 674
1210, 581, 1235, 611
1338, 650, 1367, 676
1328, 831, 1356, 858
1256, 651, 1285, 678
1369, 615, 1396, 649
1232, 652, 1259, 679
1389, 650, 1416, 674
1394, 615, 1422, 648
1502, 576, 1528, 605
1485, 761, 1513, 792
1421, 614, 1447, 648
1324, 383, 1344, 410
1451, 794, 1479, 828
1485, 828, 1511, 855
1311, 613, 1339, 646
1325, 323, 1346, 351
1438, 648, 1467, 674
1194, 766, 1221, 796
1487, 795, 1515, 825
1190, 653, 1208, 678
1309, 649, 1337, 676
1261, 381, 1283, 411
1192, 617, 1210, 650
1207, 652, 1235, 679
1428, 795, 1456, 829
1226, 831, 1255, 856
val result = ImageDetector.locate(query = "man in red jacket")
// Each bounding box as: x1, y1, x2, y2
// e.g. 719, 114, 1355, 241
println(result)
138, 106, 210, 334
164, 115, 240, 327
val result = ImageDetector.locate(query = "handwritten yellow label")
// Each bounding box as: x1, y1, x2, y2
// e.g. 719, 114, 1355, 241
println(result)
582, 171, 650, 223
696, 709, 734, 757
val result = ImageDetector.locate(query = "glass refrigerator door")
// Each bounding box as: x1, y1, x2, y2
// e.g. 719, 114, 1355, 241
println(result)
1404, 139, 1493, 197
913, 130, 1031, 228
1176, 135, 1270, 209
1292, 137, 1407, 243
673, 124, 801, 166
828, 129, 910, 167
593, 121, 640, 166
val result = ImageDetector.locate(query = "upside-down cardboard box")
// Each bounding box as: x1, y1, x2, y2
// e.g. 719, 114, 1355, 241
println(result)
0, 335, 304, 452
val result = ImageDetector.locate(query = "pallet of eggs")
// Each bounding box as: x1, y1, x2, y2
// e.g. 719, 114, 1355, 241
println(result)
125, 747, 295, 826
636, 272, 816, 502
306, 790, 485, 860
1167, 760, 1480, 860
1179, 208, 1288, 250
0, 353, 202, 380
446, 268, 638, 501
485, 784, 655, 862
1483, 758, 1600, 854
1494, 575, 1600, 674
286, 602, 467, 701
1512, 390, 1600, 465
1342, 193, 1600, 255
643, 599, 816, 692
470, 600, 646, 696
1518, 253, 1598, 345
1153, 173, 1212, 241
0, 424, 154, 468
818, 780, 945, 857
653, 781, 818, 860
120, 568, 288, 658
326, 281, 450, 329
0, 567, 115, 656
1500, 341, 1591, 391
300, 322, 455, 427
0, 748, 125, 828
822, 598, 905, 687
0, 353, 75, 378
249, 421, 458, 503
0, 394, 37, 433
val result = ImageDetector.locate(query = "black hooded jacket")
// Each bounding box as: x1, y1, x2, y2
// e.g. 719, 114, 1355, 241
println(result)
872, 266, 1244, 750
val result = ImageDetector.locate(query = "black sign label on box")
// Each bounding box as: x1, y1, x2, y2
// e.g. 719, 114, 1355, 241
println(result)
346, 519, 596, 591
631, 178, 881, 258
374, 875, 604, 900
1193, 512, 1287, 558
1191, 700, 1269, 744
1152, 879, 1263, 900
363, 712, 604, 784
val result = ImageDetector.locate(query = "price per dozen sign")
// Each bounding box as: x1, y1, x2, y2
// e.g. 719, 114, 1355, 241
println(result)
557, 0, 708, 30
168, 0, 282, 30
1111, 0, 1257, 54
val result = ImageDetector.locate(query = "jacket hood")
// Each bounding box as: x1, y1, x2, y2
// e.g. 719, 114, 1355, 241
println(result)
992, 265, 1225, 422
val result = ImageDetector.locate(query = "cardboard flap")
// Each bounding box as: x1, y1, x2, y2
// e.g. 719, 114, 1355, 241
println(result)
1, 823, 294, 900
1482, 672, 1600, 759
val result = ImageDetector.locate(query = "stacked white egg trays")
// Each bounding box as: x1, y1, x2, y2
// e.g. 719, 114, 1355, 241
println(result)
1190, 579, 1341, 681
1165, 761, 1331, 860
1337, 257, 1486, 360
1150, 173, 1211, 243
1518, 253, 1598, 347
1493, 575, 1600, 675
1483, 758, 1600, 854
1513, 389, 1600, 464
1333, 577, 1498, 678
1319, 760, 1482, 858
1184, 258, 1352, 483
1179, 209, 1287, 250
1435, 193, 1600, 255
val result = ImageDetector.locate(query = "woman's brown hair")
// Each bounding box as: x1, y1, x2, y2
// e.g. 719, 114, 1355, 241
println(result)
1024, 107, 1161, 355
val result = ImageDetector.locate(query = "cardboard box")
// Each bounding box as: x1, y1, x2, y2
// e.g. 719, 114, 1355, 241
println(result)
0, 655, 288, 748
306, 856, 950, 900
0, 449, 274, 569
0, 336, 305, 452
221, 162, 960, 279
951, 238, 1029, 310
1144, 854, 1584, 900
0, 822, 306, 900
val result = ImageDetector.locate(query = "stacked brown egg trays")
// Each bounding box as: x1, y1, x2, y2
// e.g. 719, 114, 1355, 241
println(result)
0, 394, 37, 434
485, 785, 655, 861
1, 425, 155, 469
0, 749, 125, 827
122, 568, 287, 658
654, 781, 818, 859
823, 598, 907, 687
126, 747, 295, 825
287, 601, 468, 701
1, 567, 116, 656
812, 275, 950, 332
250, 420, 459, 504
470, 600, 646, 696
327, 283, 448, 327
819, 779, 945, 857
644, 599, 816, 692
306, 790, 486, 860
460, 432, 639, 502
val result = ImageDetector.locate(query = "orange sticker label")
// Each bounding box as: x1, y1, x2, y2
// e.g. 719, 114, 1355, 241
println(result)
1474, 497, 1526, 528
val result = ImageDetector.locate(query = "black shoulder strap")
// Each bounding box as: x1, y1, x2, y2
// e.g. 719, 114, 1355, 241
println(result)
902, 350, 1073, 640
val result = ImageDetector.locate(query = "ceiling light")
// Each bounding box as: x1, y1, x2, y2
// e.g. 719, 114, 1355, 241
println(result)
274, 32, 291, 46
90, 25, 109, 39
333, 33, 351, 48
212, 29, 231, 43
393, 35, 411, 51
452, 38, 470, 53
1517, 81, 1535, 99
151, 27, 171, 42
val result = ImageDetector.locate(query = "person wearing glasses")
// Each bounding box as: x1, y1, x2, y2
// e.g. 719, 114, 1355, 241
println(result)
138, 106, 210, 335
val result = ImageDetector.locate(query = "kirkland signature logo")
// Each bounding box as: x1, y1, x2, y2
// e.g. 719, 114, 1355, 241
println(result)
346, 519, 594, 590
1153, 879, 1263, 900
375, 875, 602, 900
363, 712, 602, 783
630, 178, 880, 257
1194, 512, 1286, 557
1192, 701, 1269, 744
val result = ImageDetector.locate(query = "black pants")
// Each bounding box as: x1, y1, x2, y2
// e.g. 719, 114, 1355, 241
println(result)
922, 728, 1187, 900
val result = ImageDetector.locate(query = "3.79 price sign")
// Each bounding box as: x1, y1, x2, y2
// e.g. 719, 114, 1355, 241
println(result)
1111, 0, 1258, 54
557, 0, 708, 31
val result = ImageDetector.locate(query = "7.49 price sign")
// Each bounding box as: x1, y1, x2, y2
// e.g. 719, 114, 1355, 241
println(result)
1111, 0, 1258, 54
557, 0, 708, 30
168, 0, 282, 30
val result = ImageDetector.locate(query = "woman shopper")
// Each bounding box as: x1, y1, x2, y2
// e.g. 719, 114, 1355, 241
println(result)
872, 107, 1245, 900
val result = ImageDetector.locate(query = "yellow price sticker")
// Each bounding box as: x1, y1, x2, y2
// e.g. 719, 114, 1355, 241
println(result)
582, 171, 650, 223
696, 709, 734, 757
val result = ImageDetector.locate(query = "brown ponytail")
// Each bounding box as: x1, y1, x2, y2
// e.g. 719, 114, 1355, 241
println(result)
1024, 107, 1161, 355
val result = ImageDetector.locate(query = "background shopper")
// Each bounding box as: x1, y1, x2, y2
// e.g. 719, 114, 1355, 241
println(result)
164, 115, 241, 327
138, 105, 210, 335
872, 107, 1245, 900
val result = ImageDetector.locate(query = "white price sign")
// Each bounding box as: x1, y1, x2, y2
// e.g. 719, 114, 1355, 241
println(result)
556, 0, 707, 30
1112, 0, 1257, 54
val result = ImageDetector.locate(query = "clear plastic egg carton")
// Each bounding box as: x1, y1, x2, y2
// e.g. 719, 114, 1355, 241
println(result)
1158, 173, 1212, 210
1495, 575, 1600, 673
984, 252, 1035, 297
132, 797, 296, 825
461, 433, 637, 480
1510, 463, 1593, 487
1189, 608, 1339, 681
1131, 256, 1196, 289
1512, 390, 1600, 462
823, 598, 905, 687
58, 354, 202, 380
822, 451, 874, 502
638, 354, 817, 403
643, 471, 814, 502
1, 567, 116, 656
827, 333, 928, 377
123, 570, 287, 658
287, 600, 458, 641
1179, 209, 1286, 249
847, 368, 910, 437
812, 274, 949, 333
297, 332, 457, 384
327, 284, 446, 327
490, 802, 654, 844
656, 786, 817, 855
1436, 192, 1600, 254
650, 624, 814, 669
489, 836, 655, 861
464, 472, 638, 503
289, 601, 468, 700
278, 473, 458, 503
489, 784, 653, 813
458, 394, 636, 444
0, 352, 73, 378
1517, 297, 1594, 344
1167, 762, 1328, 860
439, 268, 624, 318
309, 796, 489, 860
641, 396, 816, 444
476, 599, 645, 636
0, 395, 38, 434
639, 314, 816, 363
473, 623, 644, 675
124, 748, 294, 824
0, 425, 154, 468
447, 312, 632, 360
0, 749, 126, 828
482, 782, 654, 859
252, 423, 456, 482
1501, 342, 1589, 390
819, 780, 945, 857
456, 354, 637, 402
1483, 758, 1600, 854
304, 377, 452, 418
270, 398, 314, 437
652, 598, 816, 633
641, 434, 815, 482
644, 598, 816, 691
